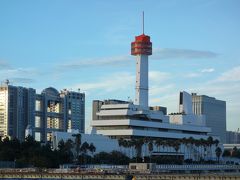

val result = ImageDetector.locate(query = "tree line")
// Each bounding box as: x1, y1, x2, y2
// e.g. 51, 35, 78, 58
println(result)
118, 136, 222, 163
0, 135, 224, 168
0, 134, 128, 167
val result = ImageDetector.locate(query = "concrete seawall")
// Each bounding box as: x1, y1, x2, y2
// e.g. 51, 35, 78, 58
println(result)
0, 172, 240, 180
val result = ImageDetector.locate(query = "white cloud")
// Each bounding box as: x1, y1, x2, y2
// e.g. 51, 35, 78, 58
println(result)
216, 66, 240, 82
152, 48, 218, 60
184, 68, 215, 78
184, 73, 202, 78
201, 68, 215, 73
57, 55, 131, 70
71, 70, 171, 96
149, 84, 175, 97
71, 72, 134, 94
0, 60, 11, 70
0, 68, 39, 85
149, 71, 171, 83
57, 48, 218, 71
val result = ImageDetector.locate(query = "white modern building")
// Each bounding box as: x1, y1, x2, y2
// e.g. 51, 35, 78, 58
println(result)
91, 32, 215, 142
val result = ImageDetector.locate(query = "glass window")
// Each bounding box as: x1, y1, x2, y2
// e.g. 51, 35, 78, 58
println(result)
35, 116, 41, 128
35, 132, 41, 141
35, 100, 41, 111
47, 133, 52, 141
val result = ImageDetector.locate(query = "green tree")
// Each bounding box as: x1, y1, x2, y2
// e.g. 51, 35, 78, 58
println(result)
215, 147, 222, 163
148, 140, 153, 163
72, 133, 81, 161
118, 138, 124, 153
89, 143, 96, 156
58, 139, 73, 164
207, 136, 214, 159
81, 141, 90, 154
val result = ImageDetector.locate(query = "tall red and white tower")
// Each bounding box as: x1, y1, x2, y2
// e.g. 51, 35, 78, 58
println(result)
131, 12, 152, 109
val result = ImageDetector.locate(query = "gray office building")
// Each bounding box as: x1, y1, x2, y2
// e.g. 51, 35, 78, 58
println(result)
226, 130, 240, 144
192, 93, 226, 143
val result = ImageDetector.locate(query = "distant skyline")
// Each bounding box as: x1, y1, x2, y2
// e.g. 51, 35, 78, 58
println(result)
0, 0, 239, 132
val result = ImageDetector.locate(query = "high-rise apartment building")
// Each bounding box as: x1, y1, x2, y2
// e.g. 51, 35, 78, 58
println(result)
0, 82, 85, 142
0, 81, 35, 141
192, 93, 226, 143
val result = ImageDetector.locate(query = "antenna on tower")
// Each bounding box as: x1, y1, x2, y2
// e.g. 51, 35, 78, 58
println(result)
142, 11, 145, 34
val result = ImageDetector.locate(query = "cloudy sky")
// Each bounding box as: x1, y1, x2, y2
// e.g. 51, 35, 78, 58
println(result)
0, 0, 239, 132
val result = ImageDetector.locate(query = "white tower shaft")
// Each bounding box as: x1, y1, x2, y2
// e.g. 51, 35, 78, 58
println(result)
135, 54, 148, 109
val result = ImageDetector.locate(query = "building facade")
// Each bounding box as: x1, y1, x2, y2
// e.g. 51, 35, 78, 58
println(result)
226, 130, 240, 144
60, 89, 85, 133
0, 81, 35, 141
34, 87, 85, 142
192, 93, 226, 143
0, 82, 85, 142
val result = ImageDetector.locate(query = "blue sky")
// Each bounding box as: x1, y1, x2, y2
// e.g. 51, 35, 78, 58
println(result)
0, 0, 239, 132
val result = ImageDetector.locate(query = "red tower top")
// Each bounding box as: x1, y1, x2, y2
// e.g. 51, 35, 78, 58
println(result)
131, 34, 152, 56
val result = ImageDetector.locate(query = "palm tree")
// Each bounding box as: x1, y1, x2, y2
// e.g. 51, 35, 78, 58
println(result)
148, 140, 153, 163
181, 137, 188, 160
188, 137, 194, 160
118, 138, 124, 153
143, 137, 149, 159
81, 142, 90, 164
72, 133, 81, 161
231, 146, 238, 157
195, 139, 202, 161
89, 143, 96, 164
81, 141, 89, 154
155, 138, 162, 152
161, 140, 167, 153
215, 147, 222, 163
199, 138, 205, 160
64, 139, 74, 162
173, 139, 180, 153
207, 136, 214, 160
89, 143, 96, 156
132, 138, 144, 162
166, 139, 174, 153
126, 139, 133, 158
214, 139, 219, 147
